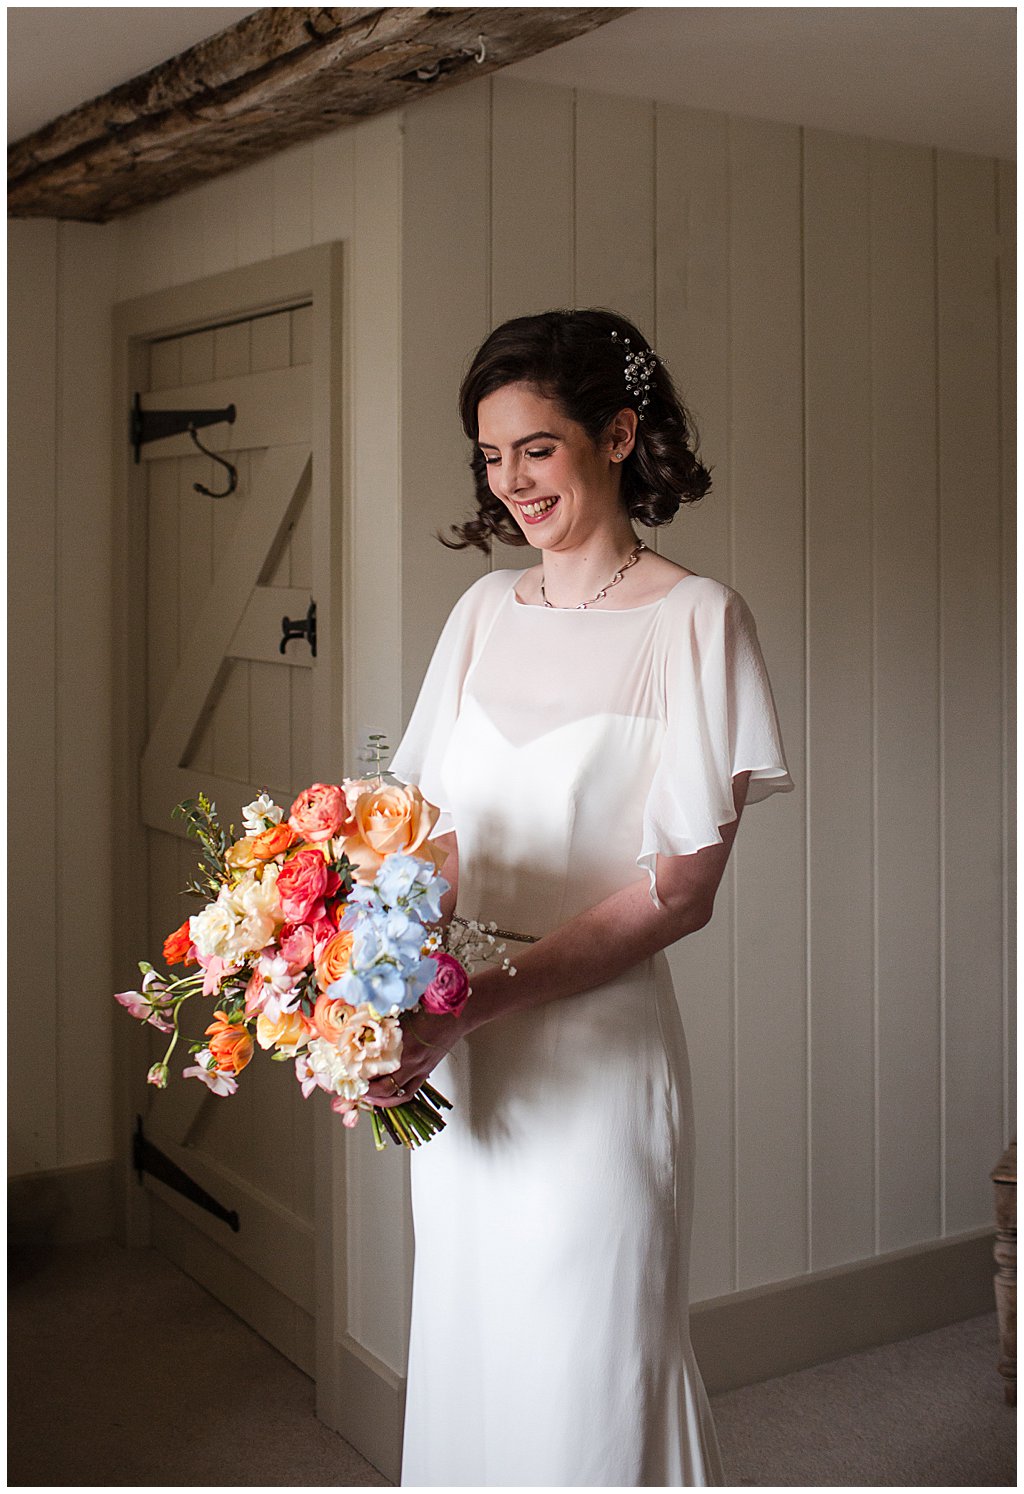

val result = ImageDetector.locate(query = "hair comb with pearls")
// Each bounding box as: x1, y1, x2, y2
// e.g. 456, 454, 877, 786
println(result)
611, 329, 658, 419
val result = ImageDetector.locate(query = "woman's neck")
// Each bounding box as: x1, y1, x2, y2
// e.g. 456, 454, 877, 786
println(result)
539, 524, 643, 608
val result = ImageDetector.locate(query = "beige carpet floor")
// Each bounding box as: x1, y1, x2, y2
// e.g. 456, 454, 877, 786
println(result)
7, 1239, 1016, 1487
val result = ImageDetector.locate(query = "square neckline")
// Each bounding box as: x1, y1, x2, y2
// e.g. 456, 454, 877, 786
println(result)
508, 569, 702, 614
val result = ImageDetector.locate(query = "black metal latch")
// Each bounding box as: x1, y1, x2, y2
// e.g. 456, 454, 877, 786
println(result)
133, 1115, 240, 1232
280, 598, 317, 658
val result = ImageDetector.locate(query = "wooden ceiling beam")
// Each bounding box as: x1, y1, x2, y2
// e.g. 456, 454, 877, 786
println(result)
8, 7, 632, 223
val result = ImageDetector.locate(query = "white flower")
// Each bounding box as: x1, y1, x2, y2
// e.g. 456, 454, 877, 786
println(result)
257, 953, 302, 1022
304, 1035, 370, 1100
190, 902, 239, 959
220, 866, 281, 959
182, 1049, 238, 1096
242, 793, 284, 835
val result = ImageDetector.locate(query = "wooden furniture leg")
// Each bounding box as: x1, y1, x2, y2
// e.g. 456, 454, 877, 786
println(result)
991, 1139, 1016, 1406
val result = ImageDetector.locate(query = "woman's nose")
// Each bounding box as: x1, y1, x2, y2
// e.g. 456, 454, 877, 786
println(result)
503, 458, 532, 496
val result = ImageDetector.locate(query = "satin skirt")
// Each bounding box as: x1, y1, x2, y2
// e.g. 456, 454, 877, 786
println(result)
400, 946, 726, 1487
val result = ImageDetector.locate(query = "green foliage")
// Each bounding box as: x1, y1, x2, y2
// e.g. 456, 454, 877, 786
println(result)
173, 794, 233, 898
360, 732, 391, 779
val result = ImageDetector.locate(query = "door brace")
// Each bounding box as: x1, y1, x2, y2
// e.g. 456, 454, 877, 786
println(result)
133, 1114, 241, 1232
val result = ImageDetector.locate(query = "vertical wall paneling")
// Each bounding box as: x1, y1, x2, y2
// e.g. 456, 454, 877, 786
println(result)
654, 104, 736, 1297
996, 160, 1016, 1142
230, 156, 276, 270
869, 141, 943, 1251
729, 118, 808, 1288
400, 81, 492, 717
490, 77, 575, 326
8, 222, 59, 1175
195, 176, 239, 279
936, 153, 1004, 1233
654, 105, 732, 576
312, 129, 356, 246
574, 90, 656, 335
804, 129, 876, 1270
273, 143, 315, 258
343, 110, 411, 1385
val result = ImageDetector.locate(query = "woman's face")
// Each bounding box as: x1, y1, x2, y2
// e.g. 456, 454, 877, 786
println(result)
475, 382, 631, 551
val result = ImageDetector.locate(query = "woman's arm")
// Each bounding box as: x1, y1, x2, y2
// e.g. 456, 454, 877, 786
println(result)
433, 829, 459, 926
368, 773, 751, 1105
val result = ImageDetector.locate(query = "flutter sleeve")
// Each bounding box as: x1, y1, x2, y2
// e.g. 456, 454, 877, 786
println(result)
638, 581, 795, 908
389, 572, 507, 838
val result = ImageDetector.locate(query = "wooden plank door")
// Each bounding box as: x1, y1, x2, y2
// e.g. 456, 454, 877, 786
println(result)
133, 299, 322, 1373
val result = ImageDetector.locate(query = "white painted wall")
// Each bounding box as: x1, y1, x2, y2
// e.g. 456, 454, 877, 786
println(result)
394, 77, 1016, 1309
7, 79, 1014, 1333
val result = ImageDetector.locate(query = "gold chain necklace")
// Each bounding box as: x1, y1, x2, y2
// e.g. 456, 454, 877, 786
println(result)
541, 540, 647, 610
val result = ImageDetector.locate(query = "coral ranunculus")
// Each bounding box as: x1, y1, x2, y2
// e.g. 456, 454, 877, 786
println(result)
277, 847, 330, 923
250, 822, 297, 861
312, 990, 354, 1044
163, 918, 195, 966
205, 1011, 254, 1074
315, 929, 355, 991
289, 782, 353, 843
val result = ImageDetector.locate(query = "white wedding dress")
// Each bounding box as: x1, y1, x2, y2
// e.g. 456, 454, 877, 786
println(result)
390, 567, 793, 1487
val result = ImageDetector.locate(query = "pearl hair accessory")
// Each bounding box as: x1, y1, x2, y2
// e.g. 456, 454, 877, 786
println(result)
611, 330, 658, 419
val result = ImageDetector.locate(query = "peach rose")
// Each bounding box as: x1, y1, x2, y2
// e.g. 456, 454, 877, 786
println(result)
315, 930, 355, 992
225, 837, 260, 871
205, 1011, 254, 1075
289, 783, 353, 844
250, 822, 297, 861
312, 990, 354, 1044
343, 783, 443, 883
256, 1008, 314, 1054
162, 918, 195, 967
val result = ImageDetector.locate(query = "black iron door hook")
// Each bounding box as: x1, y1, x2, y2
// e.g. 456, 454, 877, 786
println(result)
188, 424, 238, 498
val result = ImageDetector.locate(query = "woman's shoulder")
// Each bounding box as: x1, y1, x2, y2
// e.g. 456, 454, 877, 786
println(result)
444, 566, 521, 626
658, 566, 755, 635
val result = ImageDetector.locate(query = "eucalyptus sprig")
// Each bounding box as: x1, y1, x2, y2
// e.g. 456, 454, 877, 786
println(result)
358, 732, 391, 782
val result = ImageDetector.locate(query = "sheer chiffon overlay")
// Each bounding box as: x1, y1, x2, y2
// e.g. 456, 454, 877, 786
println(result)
390, 568, 793, 1487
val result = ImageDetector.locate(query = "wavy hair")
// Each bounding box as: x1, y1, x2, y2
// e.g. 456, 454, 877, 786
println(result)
441, 308, 712, 552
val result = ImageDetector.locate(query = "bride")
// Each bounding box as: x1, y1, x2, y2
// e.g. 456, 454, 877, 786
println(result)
366, 307, 794, 1486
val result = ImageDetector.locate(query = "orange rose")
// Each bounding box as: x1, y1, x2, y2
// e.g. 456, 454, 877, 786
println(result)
315, 929, 355, 991
343, 783, 444, 883
205, 1011, 254, 1074
250, 822, 297, 861
312, 991, 353, 1044
163, 918, 195, 966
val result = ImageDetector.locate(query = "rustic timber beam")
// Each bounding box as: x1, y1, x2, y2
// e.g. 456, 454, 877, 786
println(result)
8, 7, 633, 223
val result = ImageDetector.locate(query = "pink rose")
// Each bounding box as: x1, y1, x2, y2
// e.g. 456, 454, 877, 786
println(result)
420, 953, 470, 1017
277, 848, 338, 924
243, 967, 267, 1018
278, 921, 314, 971
288, 783, 352, 844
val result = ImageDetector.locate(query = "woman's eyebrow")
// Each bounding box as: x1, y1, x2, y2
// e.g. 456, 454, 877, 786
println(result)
477, 430, 561, 450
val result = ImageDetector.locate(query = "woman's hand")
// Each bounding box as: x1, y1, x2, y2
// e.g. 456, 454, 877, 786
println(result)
364, 1006, 465, 1108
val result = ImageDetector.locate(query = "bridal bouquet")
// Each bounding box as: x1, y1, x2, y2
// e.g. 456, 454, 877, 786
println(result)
115, 753, 513, 1150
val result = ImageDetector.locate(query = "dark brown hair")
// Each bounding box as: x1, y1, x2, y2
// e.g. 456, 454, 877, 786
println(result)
441, 307, 712, 552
